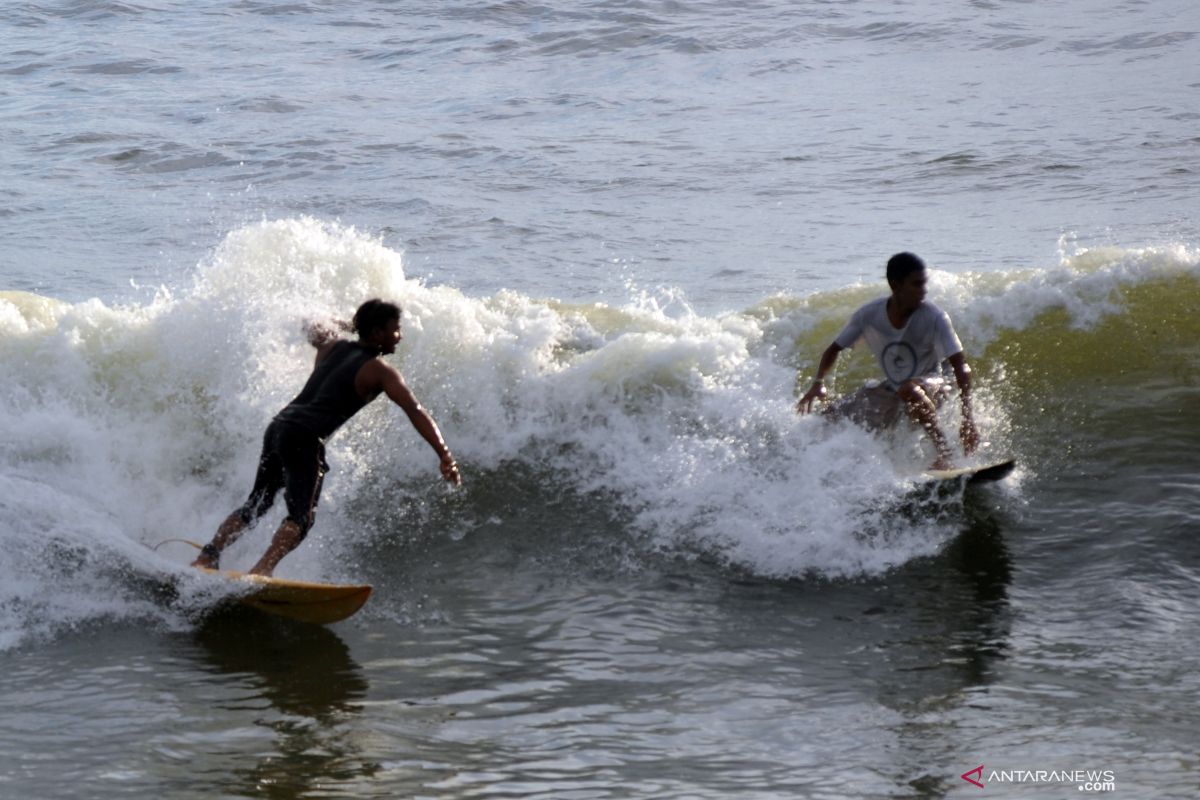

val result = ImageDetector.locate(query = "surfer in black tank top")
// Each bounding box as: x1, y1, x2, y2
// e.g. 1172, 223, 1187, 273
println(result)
191, 299, 461, 577
275, 340, 382, 439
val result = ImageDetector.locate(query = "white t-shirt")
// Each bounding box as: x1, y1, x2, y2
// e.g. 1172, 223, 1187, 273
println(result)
835, 298, 963, 389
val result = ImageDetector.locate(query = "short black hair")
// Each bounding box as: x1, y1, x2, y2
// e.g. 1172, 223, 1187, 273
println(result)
352, 299, 401, 337
886, 252, 926, 286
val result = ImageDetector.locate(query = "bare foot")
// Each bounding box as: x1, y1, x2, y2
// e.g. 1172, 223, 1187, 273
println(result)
190, 544, 220, 569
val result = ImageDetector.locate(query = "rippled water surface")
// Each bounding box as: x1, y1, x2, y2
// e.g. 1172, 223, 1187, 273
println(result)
3, 0, 1198, 305
2, 0, 1198, 797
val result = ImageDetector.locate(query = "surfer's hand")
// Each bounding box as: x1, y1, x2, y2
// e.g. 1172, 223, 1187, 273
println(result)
440, 452, 462, 486
303, 318, 349, 348
796, 381, 827, 414
960, 418, 980, 455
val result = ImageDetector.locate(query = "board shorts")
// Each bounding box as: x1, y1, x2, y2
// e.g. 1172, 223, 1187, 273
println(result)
237, 419, 329, 538
825, 376, 950, 430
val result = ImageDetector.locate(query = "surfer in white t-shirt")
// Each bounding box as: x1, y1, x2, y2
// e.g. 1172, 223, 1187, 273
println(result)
796, 252, 979, 469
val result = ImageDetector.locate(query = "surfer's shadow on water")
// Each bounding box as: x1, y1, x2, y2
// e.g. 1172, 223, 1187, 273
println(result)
711, 497, 1016, 694
190, 612, 368, 717
184, 612, 378, 796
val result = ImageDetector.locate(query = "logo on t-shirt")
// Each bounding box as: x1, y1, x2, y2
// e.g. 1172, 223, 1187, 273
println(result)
881, 341, 918, 385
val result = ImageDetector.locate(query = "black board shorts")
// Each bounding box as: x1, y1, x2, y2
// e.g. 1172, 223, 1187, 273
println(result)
238, 419, 329, 534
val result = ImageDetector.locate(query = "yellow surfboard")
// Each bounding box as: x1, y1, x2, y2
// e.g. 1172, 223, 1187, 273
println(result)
196, 567, 372, 625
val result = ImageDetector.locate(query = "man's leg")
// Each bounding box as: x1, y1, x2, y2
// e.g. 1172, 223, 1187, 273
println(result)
897, 380, 954, 469
247, 519, 304, 577
190, 511, 249, 569
247, 429, 326, 577
191, 425, 284, 569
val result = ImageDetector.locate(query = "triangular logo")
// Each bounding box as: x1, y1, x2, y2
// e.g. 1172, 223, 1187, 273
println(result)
961, 764, 985, 788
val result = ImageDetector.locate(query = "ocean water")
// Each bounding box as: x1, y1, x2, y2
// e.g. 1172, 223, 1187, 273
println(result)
2, 1, 1198, 798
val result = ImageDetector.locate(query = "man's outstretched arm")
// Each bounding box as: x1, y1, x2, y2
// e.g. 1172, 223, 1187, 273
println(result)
378, 365, 462, 485
796, 342, 844, 414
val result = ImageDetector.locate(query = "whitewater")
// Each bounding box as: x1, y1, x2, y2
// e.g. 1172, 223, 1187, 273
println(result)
3, 0, 1199, 796
3, 217, 1196, 653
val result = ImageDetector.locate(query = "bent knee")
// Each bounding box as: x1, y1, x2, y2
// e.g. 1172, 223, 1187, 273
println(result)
283, 514, 315, 543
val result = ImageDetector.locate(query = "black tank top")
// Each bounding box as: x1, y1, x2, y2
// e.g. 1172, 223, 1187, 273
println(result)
274, 340, 381, 439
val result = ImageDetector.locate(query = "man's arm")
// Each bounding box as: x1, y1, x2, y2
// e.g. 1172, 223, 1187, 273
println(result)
947, 352, 979, 455
796, 342, 844, 414
375, 363, 462, 485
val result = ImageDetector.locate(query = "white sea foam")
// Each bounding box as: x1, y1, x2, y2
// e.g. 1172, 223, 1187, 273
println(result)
2, 218, 1195, 649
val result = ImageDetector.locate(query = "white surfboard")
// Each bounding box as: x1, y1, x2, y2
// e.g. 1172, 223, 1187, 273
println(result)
922, 458, 1016, 484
